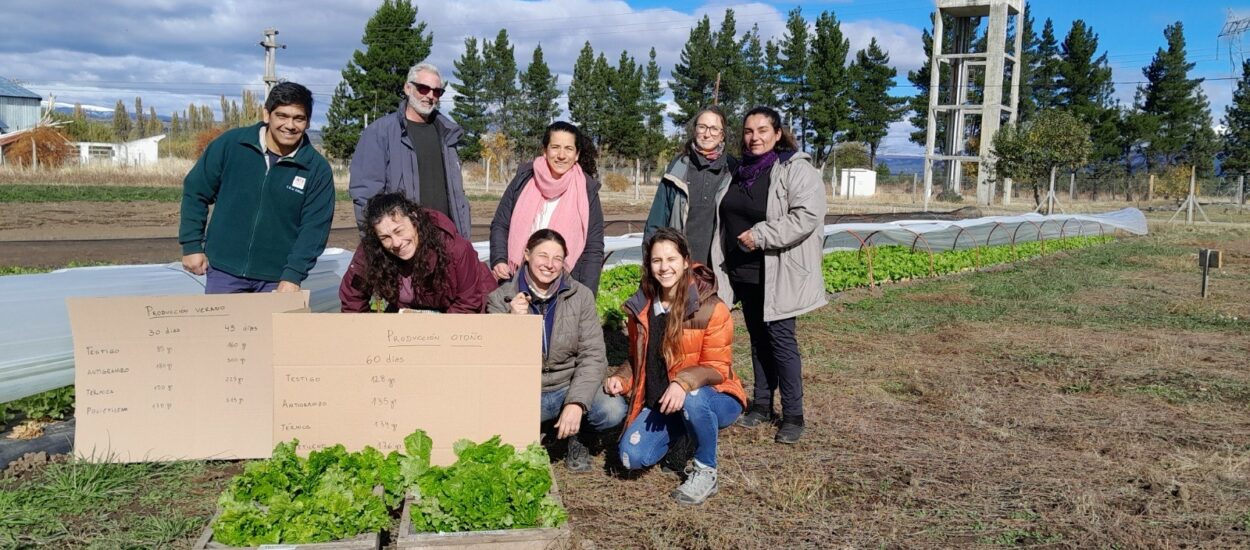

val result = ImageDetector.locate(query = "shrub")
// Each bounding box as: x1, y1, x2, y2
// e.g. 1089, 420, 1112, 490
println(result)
596, 264, 642, 330
2, 127, 77, 168
194, 127, 226, 158
602, 172, 631, 193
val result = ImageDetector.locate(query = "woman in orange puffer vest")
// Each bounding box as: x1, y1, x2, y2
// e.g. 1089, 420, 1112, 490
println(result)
604, 228, 746, 505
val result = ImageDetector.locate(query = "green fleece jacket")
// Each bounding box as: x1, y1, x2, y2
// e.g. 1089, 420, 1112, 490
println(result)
179, 123, 335, 284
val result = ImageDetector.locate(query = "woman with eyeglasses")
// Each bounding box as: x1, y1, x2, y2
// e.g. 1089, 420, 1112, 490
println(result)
490, 121, 605, 294
486, 229, 626, 472
644, 106, 736, 266
713, 106, 827, 445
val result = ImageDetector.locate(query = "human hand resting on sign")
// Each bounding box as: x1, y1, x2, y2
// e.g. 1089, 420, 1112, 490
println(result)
182, 253, 208, 276
275, 281, 301, 293
603, 376, 625, 396
554, 404, 583, 439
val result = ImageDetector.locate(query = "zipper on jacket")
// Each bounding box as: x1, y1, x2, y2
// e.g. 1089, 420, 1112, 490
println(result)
243, 158, 276, 275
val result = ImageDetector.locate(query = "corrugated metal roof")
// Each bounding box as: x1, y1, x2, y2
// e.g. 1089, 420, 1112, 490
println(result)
0, 78, 41, 100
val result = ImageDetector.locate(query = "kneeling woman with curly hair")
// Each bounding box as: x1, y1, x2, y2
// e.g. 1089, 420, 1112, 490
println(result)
339, 192, 494, 313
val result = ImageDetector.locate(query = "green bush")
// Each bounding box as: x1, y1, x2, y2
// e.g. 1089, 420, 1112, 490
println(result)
3, 386, 75, 421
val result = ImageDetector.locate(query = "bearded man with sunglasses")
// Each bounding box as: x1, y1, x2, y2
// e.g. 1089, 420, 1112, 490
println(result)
349, 62, 472, 238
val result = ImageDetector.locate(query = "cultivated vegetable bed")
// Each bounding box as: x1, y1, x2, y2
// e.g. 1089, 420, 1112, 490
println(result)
196, 430, 567, 548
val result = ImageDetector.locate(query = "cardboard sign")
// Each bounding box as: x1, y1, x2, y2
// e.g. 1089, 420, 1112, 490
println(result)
68, 292, 309, 462
272, 313, 541, 466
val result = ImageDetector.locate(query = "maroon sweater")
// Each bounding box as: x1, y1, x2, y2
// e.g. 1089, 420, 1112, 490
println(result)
339, 209, 494, 313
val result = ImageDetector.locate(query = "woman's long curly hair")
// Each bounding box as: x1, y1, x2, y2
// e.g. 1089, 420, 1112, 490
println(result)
543, 121, 598, 178
360, 192, 451, 307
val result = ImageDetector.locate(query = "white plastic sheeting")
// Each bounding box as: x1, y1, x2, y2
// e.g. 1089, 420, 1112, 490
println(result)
0, 209, 1147, 404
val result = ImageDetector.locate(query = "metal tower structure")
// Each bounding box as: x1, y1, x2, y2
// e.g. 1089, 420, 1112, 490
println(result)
1219, 9, 1250, 73
922, 0, 1025, 207
259, 28, 286, 96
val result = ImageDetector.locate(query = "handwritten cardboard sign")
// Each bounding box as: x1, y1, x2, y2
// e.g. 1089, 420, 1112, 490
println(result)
271, 313, 541, 466
68, 292, 309, 462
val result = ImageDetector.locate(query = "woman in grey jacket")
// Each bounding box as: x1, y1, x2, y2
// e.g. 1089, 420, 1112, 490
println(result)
487, 229, 626, 472
713, 106, 827, 444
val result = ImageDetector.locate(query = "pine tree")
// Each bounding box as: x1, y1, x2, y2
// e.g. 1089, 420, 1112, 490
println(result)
592, 53, 615, 144
847, 38, 906, 166
113, 100, 130, 142
322, 0, 433, 160
1055, 20, 1116, 161
515, 44, 561, 158
1013, 12, 1039, 123
906, 13, 964, 147
452, 36, 489, 161
669, 16, 717, 127
1031, 19, 1062, 113
1137, 22, 1216, 174
710, 9, 746, 116
603, 51, 645, 159
483, 29, 518, 137
779, 7, 811, 147
568, 42, 600, 136
640, 47, 668, 171
807, 11, 851, 165
1222, 60, 1250, 176
741, 26, 780, 113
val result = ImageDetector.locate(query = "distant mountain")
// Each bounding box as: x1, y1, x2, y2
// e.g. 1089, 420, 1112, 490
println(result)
52, 104, 172, 123
877, 155, 924, 175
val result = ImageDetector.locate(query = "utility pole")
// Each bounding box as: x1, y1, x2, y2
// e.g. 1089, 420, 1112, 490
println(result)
259, 28, 286, 97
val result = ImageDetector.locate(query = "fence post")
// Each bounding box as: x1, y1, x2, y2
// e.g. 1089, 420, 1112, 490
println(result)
1239, 175, 1245, 205
1069, 171, 1076, 201
1147, 173, 1155, 201
911, 173, 917, 203
634, 158, 640, 200
1003, 177, 1013, 206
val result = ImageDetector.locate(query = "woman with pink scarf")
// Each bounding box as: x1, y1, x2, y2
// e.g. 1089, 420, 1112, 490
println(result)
489, 121, 605, 294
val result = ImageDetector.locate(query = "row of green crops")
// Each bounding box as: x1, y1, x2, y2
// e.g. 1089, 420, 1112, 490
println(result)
0, 386, 75, 428
594, 235, 1115, 323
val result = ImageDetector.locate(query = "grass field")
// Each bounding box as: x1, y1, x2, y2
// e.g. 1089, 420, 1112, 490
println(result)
1, 224, 1247, 548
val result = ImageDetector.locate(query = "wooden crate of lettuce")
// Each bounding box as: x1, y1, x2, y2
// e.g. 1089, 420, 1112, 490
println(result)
193, 440, 401, 549
396, 435, 569, 549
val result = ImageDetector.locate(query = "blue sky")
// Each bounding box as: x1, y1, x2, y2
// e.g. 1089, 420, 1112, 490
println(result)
1, 1, 1241, 154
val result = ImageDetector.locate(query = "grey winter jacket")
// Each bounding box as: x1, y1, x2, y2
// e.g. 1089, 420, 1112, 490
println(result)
643, 150, 734, 263
348, 102, 472, 238
711, 151, 828, 322
486, 274, 607, 411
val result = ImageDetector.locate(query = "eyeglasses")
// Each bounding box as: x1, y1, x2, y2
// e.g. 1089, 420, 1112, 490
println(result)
695, 124, 723, 136
410, 82, 446, 98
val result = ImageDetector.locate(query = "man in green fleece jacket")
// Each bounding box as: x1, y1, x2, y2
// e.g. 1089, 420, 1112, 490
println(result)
179, 82, 335, 293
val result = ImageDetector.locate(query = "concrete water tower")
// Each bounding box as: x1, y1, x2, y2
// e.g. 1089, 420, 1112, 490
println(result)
922, 0, 1025, 206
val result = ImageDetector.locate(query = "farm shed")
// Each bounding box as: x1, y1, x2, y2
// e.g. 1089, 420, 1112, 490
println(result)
74, 134, 166, 166
0, 77, 41, 134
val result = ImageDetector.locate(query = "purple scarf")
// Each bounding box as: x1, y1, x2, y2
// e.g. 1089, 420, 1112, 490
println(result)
735, 150, 778, 189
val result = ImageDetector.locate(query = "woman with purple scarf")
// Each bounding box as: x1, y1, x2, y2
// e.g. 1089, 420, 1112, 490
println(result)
711, 106, 827, 444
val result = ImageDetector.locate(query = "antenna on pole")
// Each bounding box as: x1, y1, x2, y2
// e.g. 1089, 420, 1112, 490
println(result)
1219, 10, 1250, 74
260, 28, 286, 97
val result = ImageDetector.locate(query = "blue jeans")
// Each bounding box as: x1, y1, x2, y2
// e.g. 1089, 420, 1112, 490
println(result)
540, 386, 627, 432
205, 266, 279, 294
618, 387, 742, 469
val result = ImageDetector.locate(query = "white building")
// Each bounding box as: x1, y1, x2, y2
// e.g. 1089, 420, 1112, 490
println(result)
837, 168, 877, 198
75, 134, 165, 166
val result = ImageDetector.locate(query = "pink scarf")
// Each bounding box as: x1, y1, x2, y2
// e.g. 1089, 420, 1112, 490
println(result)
506, 157, 590, 273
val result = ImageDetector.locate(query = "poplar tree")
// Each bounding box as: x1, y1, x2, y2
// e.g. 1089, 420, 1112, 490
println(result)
807, 11, 851, 165
322, 0, 433, 160
847, 38, 906, 166
170, 112, 182, 136
515, 44, 561, 157
1222, 60, 1250, 176
112, 100, 130, 142
147, 107, 161, 135
483, 29, 518, 136
133, 97, 146, 139
452, 36, 489, 160
1137, 22, 1216, 174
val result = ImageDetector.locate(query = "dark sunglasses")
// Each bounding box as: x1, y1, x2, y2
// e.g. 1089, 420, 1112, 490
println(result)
410, 82, 446, 98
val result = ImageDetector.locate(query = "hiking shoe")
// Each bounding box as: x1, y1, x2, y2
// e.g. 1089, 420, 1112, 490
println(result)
659, 434, 694, 476
671, 463, 718, 505
565, 436, 591, 473
735, 405, 772, 428
775, 415, 805, 444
